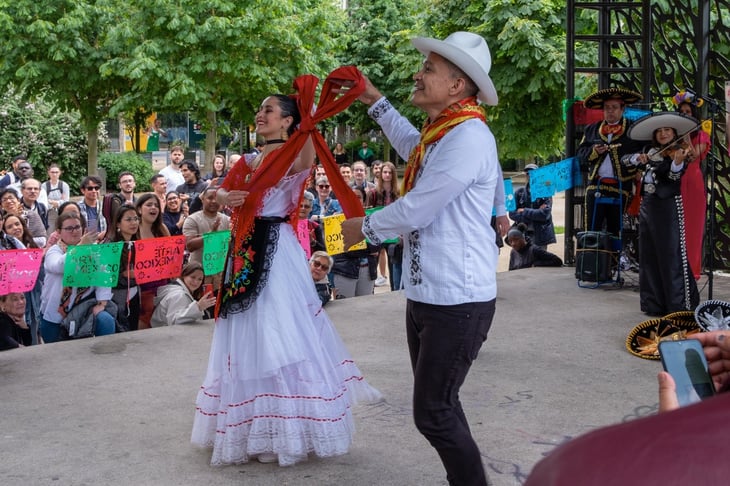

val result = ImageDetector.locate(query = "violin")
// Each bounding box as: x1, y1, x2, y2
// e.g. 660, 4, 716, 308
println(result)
651, 135, 693, 162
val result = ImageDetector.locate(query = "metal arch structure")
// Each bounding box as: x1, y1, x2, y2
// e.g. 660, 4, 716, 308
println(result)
565, 0, 730, 281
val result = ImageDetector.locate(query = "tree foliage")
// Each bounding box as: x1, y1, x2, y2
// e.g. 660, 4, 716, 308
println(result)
421, 0, 570, 162
337, 0, 422, 137
0, 87, 103, 194
0, 0, 129, 175
103, 0, 348, 165
98, 152, 156, 193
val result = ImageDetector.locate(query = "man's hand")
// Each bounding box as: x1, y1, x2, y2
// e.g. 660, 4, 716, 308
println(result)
331, 73, 382, 106
495, 215, 510, 237
341, 217, 365, 249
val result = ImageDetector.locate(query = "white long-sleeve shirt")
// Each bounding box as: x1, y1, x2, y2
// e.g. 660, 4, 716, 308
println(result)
362, 97, 501, 305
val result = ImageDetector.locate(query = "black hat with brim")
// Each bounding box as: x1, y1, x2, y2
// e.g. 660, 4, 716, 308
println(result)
584, 88, 643, 109
626, 316, 701, 360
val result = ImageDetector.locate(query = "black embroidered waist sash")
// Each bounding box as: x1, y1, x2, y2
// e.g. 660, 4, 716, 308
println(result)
218, 216, 288, 317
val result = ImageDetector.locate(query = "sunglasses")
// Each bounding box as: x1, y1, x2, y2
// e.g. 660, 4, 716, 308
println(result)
84, 186, 101, 191
318, 184, 330, 189
311, 260, 330, 271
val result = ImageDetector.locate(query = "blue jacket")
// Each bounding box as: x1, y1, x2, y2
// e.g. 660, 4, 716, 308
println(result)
509, 186, 556, 247
310, 197, 342, 219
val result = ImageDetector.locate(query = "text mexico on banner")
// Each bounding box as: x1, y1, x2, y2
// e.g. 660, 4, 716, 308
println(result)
134, 235, 186, 284
202, 230, 231, 276
63, 241, 124, 287
323, 213, 367, 256
0, 248, 44, 295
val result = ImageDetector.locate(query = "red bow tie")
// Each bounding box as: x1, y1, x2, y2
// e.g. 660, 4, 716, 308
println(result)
600, 123, 624, 136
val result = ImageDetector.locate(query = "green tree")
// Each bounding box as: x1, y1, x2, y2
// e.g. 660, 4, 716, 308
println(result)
335, 0, 421, 162
104, 0, 348, 166
0, 1, 129, 175
0, 87, 101, 194
422, 0, 570, 162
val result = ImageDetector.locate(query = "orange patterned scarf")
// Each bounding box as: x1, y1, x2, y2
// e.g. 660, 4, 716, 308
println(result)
401, 96, 487, 196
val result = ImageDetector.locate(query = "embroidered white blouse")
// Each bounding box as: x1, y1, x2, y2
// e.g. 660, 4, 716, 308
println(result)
362, 97, 503, 306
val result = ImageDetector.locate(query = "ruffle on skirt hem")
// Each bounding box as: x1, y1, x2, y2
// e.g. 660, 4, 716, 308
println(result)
191, 219, 382, 467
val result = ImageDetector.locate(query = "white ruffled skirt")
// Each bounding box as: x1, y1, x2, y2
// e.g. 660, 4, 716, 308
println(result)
191, 223, 381, 466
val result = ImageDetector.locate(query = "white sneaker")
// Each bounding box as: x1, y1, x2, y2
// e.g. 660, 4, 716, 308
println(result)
374, 276, 388, 287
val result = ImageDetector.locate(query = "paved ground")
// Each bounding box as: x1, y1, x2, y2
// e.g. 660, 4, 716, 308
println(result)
3, 267, 729, 486
6, 178, 728, 485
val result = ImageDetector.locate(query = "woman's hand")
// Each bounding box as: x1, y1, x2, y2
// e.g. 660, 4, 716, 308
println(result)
79, 231, 98, 245
219, 189, 248, 207
197, 291, 217, 311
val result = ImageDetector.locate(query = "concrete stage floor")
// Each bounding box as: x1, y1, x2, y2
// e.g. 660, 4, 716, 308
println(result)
2, 267, 729, 486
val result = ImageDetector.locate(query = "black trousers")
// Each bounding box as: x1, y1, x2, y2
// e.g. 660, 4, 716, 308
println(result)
406, 299, 496, 486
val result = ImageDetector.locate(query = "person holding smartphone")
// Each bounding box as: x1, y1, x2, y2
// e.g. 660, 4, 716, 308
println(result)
525, 330, 730, 485
658, 330, 730, 411
150, 262, 215, 327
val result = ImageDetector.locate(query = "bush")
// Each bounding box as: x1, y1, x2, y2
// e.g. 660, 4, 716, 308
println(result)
98, 152, 156, 193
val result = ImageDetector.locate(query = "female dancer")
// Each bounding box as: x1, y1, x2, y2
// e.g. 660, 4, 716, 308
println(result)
191, 80, 380, 467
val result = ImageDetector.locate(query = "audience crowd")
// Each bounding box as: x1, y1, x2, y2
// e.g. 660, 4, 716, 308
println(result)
0, 149, 413, 348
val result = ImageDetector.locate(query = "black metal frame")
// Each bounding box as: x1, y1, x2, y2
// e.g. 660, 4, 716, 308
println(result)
565, 0, 730, 282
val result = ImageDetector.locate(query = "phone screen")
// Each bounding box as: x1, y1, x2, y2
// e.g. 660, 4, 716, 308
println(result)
659, 339, 715, 407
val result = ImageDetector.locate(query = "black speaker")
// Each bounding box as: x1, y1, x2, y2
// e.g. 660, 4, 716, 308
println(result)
576, 231, 611, 282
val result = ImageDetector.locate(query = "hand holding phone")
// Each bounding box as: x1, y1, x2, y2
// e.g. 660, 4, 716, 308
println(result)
659, 339, 715, 407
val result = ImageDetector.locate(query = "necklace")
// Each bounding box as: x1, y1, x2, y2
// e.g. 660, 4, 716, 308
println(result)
265, 139, 286, 145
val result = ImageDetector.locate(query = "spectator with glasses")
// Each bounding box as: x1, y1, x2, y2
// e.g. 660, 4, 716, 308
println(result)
0, 187, 46, 247
298, 191, 325, 254
106, 206, 141, 332
42, 163, 70, 232
309, 176, 342, 223
0, 155, 30, 189
40, 212, 116, 342
162, 190, 188, 236
309, 251, 333, 306
20, 178, 49, 230
77, 176, 106, 240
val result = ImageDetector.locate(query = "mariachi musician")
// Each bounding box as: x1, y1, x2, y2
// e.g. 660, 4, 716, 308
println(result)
576, 88, 645, 235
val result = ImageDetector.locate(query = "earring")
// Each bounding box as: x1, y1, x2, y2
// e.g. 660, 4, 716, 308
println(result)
280, 127, 288, 141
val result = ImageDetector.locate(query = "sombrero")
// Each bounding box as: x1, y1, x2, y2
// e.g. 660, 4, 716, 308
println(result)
694, 300, 730, 332
626, 315, 701, 360
584, 88, 642, 109
626, 111, 700, 141
412, 31, 498, 106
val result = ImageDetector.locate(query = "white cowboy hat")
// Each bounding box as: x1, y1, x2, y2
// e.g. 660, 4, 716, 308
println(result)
627, 111, 700, 141
412, 31, 498, 106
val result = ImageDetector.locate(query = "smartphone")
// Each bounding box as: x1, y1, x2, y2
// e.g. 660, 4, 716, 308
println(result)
659, 339, 715, 407
202, 284, 213, 295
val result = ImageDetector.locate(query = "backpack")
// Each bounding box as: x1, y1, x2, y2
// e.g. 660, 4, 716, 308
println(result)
102, 193, 124, 225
